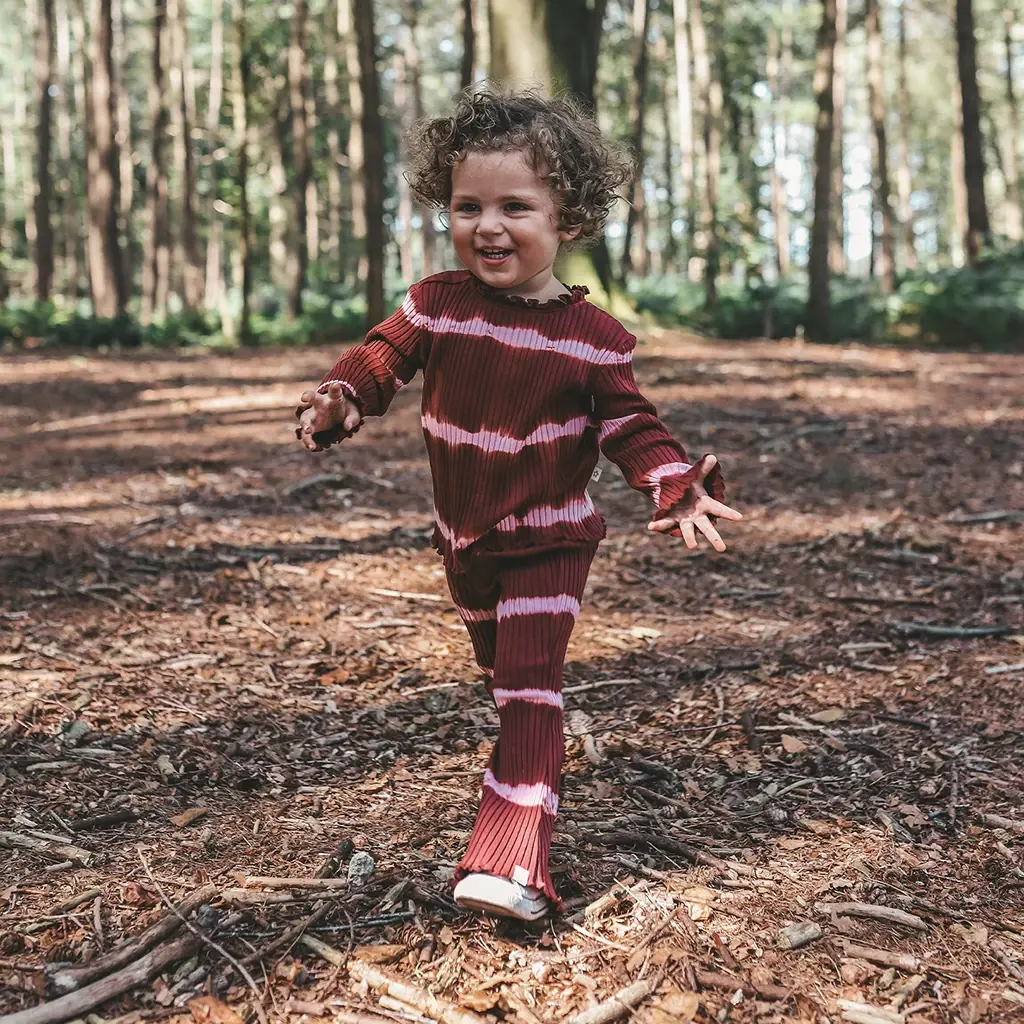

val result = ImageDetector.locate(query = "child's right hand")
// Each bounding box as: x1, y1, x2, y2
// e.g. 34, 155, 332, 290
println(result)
295, 381, 362, 451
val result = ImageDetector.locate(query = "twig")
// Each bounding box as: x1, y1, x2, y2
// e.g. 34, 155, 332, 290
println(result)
46, 888, 102, 916
981, 814, 1024, 834
68, 810, 139, 832
0, 831, 93, 866
696, 970, 792, 1001
889, 620, 1012, 639
565, 976, 661, 1024
563, 678, 641, 695
297, 935, 346, 966
366, 588, 445, 603
840, 941, 920, 971
589, 831, 727, 874
0, 934, 198, 1024
47, 883, 219, 994
240, 900, 338, 968
815, 902, 928, 931
985, 662, 1024, 676
238, 876, 349, 890
945, 510, 1024, 524
348, 961, 490, 1024
136, 850, 268, 1024
698, 684, 727, 750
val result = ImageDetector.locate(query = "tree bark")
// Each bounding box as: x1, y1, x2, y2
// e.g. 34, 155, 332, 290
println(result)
806, 0, 837, 342
1003, 6, 1022, 241
767, 22, 790, 276
112, 0, 132, 255
231, 0, 252, 344
353, 0, 384, 326
169, 0, 203, 307
690, 0, 719, 310
85, 0, 125, 317
403, 0, 436, 275
324, 0, 345, 277
672, 0, 695, 268
342, 0, 367, 285
204, 0, 225, 309
268, 100, 289, 289
34, 0, 56, 301
395, 47, 416, 283
866, 0, 895, 292
461, 0, 475, 89
659, 31, 678, 274
620, 0, 652, 281
287, 0, 311, 317
896, 0, 916, 269
141, 0, 169, 324
950, 61, 968, 267
56, 0, 80, 296
954, 0, 991, 263
490, 0, 551, 89
828, 0, 847, 275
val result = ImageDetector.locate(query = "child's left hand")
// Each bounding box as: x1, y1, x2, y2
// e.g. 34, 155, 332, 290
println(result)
647, 454, 743, 552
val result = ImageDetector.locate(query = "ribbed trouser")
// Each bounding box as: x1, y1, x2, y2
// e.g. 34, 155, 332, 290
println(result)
445, 543, 597, 911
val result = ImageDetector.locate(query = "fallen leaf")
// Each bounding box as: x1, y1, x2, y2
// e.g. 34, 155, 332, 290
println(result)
188, 996, 245, 1024
781, 734, 808, 753
462, 991, 499, 1012
352, 944, 406, 964
438, 925, 454, 946
650, 992, 700, 1024
170, 807, 210, 828
778, 837, 809, 851
808, 707, 845, 723
318, 668, 351, 686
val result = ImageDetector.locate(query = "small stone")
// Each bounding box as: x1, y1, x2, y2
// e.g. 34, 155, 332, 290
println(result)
347, 850, 375, 885
778, 921, 823, 950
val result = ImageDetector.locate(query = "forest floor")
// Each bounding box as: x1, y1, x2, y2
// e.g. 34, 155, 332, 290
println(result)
1, 331, 1023, 1024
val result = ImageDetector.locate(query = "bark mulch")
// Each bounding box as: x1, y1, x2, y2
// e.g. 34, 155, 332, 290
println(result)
1, 333, 1022, 1024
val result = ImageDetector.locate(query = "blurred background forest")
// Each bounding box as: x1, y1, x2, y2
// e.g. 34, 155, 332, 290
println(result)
1, 0, 1022, 350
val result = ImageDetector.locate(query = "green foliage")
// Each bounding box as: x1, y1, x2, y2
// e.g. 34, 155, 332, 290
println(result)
632, 247, 1024, 350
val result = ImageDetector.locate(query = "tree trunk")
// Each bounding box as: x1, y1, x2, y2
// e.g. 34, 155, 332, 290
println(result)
342, 0, 367, 286
1003, 6, 1022, 241
231, 0, 252, 345
672, 0, 695, 268
395, 47, 415, 283
690, 0, 719, 310
204, 0, 225, 309
461, 0, 475, 89
34, 0, 56, 301
324, 0, 344, 277
287, 0, 311, 317
767, 23, 790, 276
473, 0, 490, 84
806, 0, 837, 342
828, 0, 846, 275
56, 0, 79, 297
659, 32, 678, 274
866, 0, 895, 292
85, 0, 125, 317
353, 0, 384, 326
620, 0, 652, 281
896, 0, 916, 270
268, 101, 290, 289
168, 0, 202, 307
112, 0, 132, 270
404, 0, 436, 275
954, 0, 990, 263
950, 62, 968, 266
141, 0, 169, 324
490, 0, 551, 89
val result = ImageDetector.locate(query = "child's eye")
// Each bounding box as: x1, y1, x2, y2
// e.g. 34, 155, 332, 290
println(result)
505, 202, 529, 213
455, 202, 479, 213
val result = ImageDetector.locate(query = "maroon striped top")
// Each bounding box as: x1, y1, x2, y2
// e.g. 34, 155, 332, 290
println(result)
315, 270, 723, 568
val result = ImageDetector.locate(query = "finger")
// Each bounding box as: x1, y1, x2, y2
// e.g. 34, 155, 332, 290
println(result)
299, 390, 315, 405
694, 515, 727, 553
700, 498, 743, 521
343, 404, 361, 432
327, 381, 343, 400
647, 518, 678, 533
680, 521, 698, 549
698, 453, 718, 480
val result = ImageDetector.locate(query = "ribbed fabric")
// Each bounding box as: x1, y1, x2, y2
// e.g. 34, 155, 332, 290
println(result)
314, 270, 725, 569
446, 544, 597, 910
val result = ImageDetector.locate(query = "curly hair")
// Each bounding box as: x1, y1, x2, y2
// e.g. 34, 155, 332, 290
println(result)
405, 89, 634, 246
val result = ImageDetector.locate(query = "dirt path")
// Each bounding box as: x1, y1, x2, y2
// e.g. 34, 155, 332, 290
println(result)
1, 333, 1023, 1023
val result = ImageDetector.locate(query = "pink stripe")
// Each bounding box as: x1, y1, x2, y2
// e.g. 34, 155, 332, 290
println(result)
423, 412, 589, 455
644, 461, 694, 507
497, 595, 581, 620
493, 688, 563, 709
423, 313, 630, 366
483, 769, 559, 816
457, 604, 497, 623
598, 413, 642, 443
318, 378, 359, 400
495, 493, 597, 532
401, 293, 429, 327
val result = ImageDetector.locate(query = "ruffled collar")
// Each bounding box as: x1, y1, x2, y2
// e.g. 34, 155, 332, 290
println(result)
471, 276, 589, 310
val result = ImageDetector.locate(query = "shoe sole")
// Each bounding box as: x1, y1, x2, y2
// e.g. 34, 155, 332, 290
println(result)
454, 892, 549, 921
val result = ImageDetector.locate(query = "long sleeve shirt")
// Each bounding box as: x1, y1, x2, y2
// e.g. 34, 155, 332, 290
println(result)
311, 270, 724, 569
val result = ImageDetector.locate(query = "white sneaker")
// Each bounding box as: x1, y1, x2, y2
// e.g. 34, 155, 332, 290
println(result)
453, 871, 549, 921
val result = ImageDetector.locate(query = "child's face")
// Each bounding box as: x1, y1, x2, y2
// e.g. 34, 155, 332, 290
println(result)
449, 149, 580, 298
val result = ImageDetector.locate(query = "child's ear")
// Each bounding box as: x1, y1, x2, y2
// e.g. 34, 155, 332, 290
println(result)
558, 221, 583, 243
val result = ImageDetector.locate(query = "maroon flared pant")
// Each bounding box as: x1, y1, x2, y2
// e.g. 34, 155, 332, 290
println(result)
445, 543, 596, 910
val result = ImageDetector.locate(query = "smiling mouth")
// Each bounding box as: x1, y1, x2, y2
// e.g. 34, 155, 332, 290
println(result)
477, 248, 513, 263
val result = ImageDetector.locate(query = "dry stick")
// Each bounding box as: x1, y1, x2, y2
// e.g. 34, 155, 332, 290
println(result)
590, 831, 728, 874
814, 902, 928, 931
240, 900, 338, 968
565, 976, 661, 1024
47, 883, 219, 994
981, 813, 1024, 834
238, 876, 349, 890
68, 809, 139, 832
136, 851, 268, 1024
0, 831, 93, 866
841, 941, 920, 971
46, 888, 102, 916
0, 934, 198, 1024
889, 620, 1012, 639
348, 961, 490, 1024
696, 970, 792, 1001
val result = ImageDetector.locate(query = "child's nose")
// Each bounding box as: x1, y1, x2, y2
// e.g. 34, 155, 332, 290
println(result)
477, 208, 505, 235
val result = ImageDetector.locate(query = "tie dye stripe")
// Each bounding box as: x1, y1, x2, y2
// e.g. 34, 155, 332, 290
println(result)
497, 594, 581, 620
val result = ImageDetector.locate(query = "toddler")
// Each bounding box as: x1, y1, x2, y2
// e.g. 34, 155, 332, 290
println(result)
296, 90, 742, 921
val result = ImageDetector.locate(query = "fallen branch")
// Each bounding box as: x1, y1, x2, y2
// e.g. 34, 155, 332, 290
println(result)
348, 961, 490, 1024
695, 970, 792, 1001
837, 999, 904, 1024
565, 977, 660, 1024
46, 888, 102, 916
237, 876, 349, 890
0, 932, 198, 1024
240, 901, 338, 967
841, 941, 920, 972
889, 620, 1011, 639
68, 810, 139, 832
562, 678, 641, 695
0, 831, 94, 867
298, 935, 346, 966
981, 814, 1024, 834
984, 662, 1024, 676
945, 510, 1024, 524
589, 831, 727, 874
47, 883, 219, 994
815, 902, 927, 932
